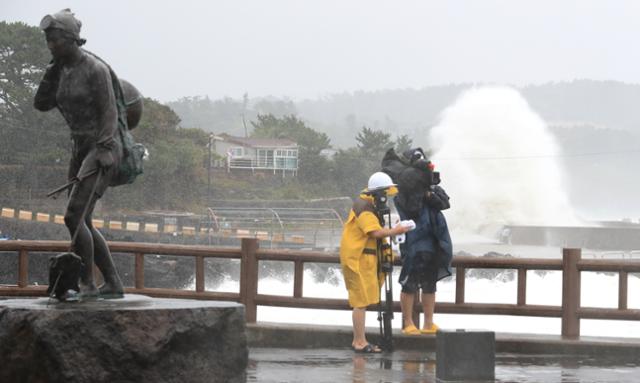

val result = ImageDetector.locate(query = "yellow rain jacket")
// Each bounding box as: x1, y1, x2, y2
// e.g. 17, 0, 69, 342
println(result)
340, 194, 383, 308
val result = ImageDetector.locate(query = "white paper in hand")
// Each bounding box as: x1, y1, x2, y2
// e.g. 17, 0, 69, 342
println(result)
400, 220, 416, 230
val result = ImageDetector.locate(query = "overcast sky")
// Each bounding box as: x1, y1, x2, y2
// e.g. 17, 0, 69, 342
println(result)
4, 0, 640, 102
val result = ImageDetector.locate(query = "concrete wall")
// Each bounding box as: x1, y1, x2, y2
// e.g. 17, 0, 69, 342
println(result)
505, 225, 640, 251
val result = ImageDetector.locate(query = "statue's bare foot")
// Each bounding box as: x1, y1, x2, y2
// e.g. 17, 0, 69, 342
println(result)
78, 283, 99, 300
99, 281, 124, 299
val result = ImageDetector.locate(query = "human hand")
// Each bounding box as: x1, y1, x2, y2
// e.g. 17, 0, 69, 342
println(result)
96, 148, 114, 169
42, 62, 61, 82
399, 220, 416, 230
396, 225, 411, 235
393, 221, 413, 235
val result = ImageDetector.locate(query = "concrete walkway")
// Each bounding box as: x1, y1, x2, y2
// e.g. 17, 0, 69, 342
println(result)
248, 322, 640, 357
247, 347, 640, 383
247, 323, 640, 382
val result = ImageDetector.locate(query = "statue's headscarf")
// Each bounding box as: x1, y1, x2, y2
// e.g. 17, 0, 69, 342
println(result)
40, 9, 86, 46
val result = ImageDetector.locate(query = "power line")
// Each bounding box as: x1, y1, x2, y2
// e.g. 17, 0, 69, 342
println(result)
436, 149, 640, 161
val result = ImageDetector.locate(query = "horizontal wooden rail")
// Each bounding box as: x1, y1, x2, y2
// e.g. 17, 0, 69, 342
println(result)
257, 249, 339, 263
436, 302, 563, 317
578, 259, 640, 273
0, 240, 241, 258
578, 307, 640, 321
0, 285, 47, 296
453, 256, 563, 270
1, 240, 638, 339
253, 294, 564, 318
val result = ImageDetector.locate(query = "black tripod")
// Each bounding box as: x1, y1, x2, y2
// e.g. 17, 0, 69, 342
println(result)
370, 191, 395, 352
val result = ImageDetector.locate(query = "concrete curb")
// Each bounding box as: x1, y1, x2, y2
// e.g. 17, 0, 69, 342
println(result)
247, 322, 640, 357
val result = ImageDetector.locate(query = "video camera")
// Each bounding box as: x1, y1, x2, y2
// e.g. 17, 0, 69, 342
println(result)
363, 188, 393, 273
405, 150, 440, 188
364, 188, 391, 222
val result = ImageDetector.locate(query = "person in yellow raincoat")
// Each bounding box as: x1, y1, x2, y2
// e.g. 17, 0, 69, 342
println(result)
340, 172, 410, 353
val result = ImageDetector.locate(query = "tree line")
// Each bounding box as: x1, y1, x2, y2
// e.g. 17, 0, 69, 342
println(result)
8, 20, 637, 216
0, 21, 415, 213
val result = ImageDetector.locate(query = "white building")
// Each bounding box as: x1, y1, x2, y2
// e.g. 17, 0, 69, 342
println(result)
212, 134, 299, 176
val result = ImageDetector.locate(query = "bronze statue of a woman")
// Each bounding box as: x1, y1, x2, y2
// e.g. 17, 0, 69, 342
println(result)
34, 9, 126, 299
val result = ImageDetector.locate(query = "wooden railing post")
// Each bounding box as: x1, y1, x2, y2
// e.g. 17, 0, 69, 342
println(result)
240, 238, 259, 323
293, 260, 304, 298
195, 255, 205, 293
561, 248, 581, 338
619, 271, 628, 310
18, 249, 28, 288
455, 267, 465, 304
135, 252, 145, 290
517, 268, 527, 306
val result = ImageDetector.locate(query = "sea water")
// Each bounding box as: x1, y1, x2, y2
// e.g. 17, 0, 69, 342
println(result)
427, 86, 582, 236
201, 87, 640, 338
205, 243, 640, 339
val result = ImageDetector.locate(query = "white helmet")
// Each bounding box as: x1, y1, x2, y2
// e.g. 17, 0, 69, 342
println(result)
366, 172, 396, 192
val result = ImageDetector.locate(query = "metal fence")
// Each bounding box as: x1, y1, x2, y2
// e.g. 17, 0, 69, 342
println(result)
205, 207, 344, 248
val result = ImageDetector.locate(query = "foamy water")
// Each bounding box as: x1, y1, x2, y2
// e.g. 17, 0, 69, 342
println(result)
202, 259, 640, 339
428, 86, 581, 235
195, 86, 640, 339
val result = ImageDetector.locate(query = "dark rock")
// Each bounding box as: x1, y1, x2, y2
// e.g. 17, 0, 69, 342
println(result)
454, 251, 516, 281
0, 295, 247, 383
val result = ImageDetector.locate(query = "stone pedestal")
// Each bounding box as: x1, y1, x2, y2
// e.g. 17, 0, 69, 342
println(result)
0, 295, 247, 383
436, 329, 495, 381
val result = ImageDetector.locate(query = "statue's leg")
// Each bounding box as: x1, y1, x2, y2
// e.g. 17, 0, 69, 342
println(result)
90, 153, 125, 297
64, 175, 100, 297
86, 213, 124, 297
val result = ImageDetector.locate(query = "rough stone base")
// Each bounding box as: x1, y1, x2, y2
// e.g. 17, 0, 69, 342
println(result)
0, 295, 247, 383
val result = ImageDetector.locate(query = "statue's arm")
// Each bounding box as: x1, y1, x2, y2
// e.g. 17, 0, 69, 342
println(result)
34, 63, 60, 111
91, 63, 118, 150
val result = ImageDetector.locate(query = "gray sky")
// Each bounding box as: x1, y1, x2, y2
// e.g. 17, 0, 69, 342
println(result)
3, 0, 640, 102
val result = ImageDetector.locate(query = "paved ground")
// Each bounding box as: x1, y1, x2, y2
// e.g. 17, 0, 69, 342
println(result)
246, 323, 640, 382
247, 347, 640, 383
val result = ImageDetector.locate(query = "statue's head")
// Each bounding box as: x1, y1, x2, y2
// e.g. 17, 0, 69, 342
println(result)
40, 9, 86, 53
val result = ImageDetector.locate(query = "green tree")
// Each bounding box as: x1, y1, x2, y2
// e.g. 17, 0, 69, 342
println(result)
0, 22, 49, 122
251, 114, 330, 154
253, 98, 297, 118
0, 22, 71, 202
104, 98, 207, 211
0, 21, 68, 166
394, 134, 413, 154
134, 97, 182, 144
167, 95, 250, 136
250, 114, 332, 184
331, 148, 369, 196
355, 126, 394, 157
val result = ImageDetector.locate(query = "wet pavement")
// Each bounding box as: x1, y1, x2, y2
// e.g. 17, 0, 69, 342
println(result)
247, 347, 640, 383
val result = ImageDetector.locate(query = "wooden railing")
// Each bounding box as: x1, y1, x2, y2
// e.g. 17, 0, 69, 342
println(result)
1, 239, 640, 338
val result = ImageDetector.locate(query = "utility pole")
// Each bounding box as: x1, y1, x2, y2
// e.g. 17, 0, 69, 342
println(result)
207, 133, 214, 204
242, 92, 249, 138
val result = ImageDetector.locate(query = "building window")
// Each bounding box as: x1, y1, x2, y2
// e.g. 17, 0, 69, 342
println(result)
257, 149, 274, 167
229, 147, 244, 157
274, 148, 298, 169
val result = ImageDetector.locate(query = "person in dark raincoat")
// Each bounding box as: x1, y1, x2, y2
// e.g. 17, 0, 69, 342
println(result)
382, 148, 453, 334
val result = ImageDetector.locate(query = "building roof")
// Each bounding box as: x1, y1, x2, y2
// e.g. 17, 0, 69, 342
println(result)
217, 134, 297, 148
